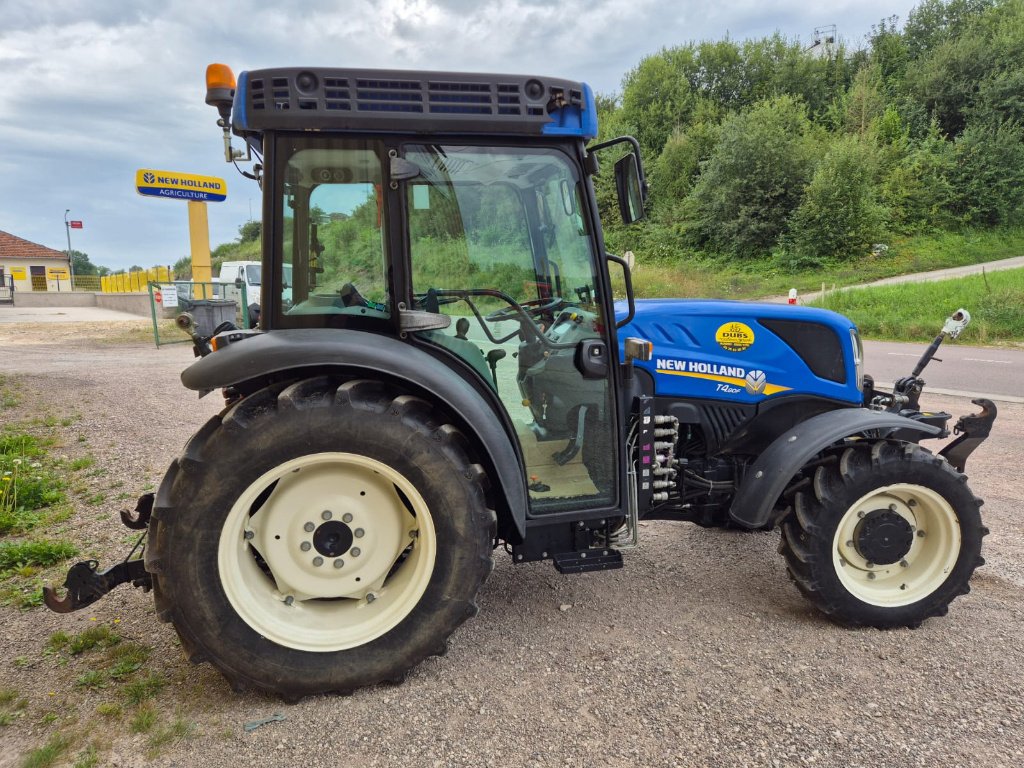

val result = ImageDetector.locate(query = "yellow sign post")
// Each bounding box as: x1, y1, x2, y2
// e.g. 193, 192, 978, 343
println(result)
135, 169, 227, 296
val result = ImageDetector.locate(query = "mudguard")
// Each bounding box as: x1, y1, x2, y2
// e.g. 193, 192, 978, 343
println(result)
728, 408, 941, 529
181, 329, 528, 539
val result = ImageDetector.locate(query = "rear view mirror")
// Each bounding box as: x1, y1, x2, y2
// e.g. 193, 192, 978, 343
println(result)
614, 154, 645, 224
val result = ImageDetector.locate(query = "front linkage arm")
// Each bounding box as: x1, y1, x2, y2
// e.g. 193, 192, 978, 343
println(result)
42, 494, 155, 613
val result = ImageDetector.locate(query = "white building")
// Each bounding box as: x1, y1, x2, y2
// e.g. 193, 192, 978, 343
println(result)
0, 230, 73, 294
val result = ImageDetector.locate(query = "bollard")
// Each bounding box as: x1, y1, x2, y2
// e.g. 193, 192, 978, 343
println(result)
788, 288, 798, 305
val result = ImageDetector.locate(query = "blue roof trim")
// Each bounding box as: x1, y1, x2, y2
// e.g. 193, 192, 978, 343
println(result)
232, 70, 250, 132
542, 82, 597, 139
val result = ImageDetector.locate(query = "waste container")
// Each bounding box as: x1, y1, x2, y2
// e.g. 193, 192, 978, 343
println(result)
187, 299, 237, 337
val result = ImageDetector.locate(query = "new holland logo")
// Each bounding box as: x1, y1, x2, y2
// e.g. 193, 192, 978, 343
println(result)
744, 369, 767, 395
143, 172, 156, 184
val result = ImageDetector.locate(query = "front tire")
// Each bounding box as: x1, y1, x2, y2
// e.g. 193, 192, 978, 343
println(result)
779, 442, 986, 628
148, 377, 495, 698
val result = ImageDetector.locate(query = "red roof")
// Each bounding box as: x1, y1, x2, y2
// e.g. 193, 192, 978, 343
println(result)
0, 230, 68, 260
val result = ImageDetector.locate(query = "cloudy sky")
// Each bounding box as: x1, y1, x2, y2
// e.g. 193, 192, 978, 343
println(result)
0, 0, 918, 271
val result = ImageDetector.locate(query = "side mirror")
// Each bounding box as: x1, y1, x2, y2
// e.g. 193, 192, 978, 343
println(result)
614, 154, 645, 224
234, 277, 244, 288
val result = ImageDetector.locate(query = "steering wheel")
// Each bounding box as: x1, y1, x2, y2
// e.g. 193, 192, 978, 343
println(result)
484, 297, 564, 323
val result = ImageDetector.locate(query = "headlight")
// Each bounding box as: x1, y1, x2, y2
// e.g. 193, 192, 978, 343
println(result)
850, 328, 864, 391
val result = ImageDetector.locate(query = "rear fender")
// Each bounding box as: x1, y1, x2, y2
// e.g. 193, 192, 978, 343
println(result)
728, 408, 940, 529
180, 329, 528, 540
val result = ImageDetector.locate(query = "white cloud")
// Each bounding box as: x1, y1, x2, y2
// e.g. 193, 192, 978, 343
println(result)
0, 0, 918, 269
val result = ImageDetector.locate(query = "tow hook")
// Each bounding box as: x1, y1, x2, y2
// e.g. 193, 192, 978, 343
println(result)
42, 493, 155, 613
939, 399, 998, 472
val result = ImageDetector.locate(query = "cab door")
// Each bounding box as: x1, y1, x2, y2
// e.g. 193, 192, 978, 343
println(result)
401, 143, 620, 515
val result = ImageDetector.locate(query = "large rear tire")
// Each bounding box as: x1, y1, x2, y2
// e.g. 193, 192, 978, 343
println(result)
147, 377, 496, 699
779, 442, 986, 628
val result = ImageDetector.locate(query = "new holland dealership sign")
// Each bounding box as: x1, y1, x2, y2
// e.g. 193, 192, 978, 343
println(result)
135, 169, 227, 202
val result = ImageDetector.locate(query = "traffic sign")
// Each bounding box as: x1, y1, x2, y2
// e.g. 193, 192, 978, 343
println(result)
69, 220, 83, 229
136, 169, 227, 203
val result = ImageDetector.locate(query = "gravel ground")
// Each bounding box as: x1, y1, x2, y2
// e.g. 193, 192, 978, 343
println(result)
0, 321, 1022, 767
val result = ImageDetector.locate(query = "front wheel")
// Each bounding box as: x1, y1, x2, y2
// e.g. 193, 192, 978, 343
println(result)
779, 442, 986, 628
148, 377, 495, 699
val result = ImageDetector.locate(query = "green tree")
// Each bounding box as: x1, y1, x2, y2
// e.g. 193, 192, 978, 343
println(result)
788, 136, 888, 263
238, 220, 261, 243
903, 0, 995, 59
687, 95, 821, 256
949, 119, 1024, 225
649, 121, 719, 219
172, 255, 191, 279
881, 122, 956, 232
68, 250, 99, 276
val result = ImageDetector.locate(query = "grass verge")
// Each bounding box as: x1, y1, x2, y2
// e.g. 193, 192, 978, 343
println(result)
810, 268, 1024, 343
618, 226, 1024, 301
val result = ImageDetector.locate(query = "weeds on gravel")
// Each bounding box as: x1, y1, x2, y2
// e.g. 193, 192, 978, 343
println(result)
0, 425, 79, 608
95, 702, 121, 719
107, 642, 151, 678
0, 688, 27, 728
123, 672, 165, 705
0, 540, 77, 608
71, 745, 99, 768
75, 670, 108, 690
0, 375, 19, 410
19, 733, 72, 768
68, 456, 95, 472
147, 715, 196, 757
130, 704, 157, 733
67, 625, 120, 655
0, 540, 77, 571
0, 437, 63, 535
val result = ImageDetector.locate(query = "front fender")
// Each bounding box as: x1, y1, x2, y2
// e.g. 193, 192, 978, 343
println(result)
728, 408, 941, 529
181, 329, 528, 540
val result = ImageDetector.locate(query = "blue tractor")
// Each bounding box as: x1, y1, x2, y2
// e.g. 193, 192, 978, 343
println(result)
46, 64, 996, 700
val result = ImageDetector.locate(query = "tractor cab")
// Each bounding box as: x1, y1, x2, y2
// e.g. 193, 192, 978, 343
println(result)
202, 65, 648, 528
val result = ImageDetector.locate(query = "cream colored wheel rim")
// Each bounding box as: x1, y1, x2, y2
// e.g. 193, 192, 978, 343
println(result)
217, 452, 437, 652
832, 483, 960, 607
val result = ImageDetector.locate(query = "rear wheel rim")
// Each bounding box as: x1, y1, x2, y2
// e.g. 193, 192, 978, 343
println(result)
832, 483, 960, 607
217, 452, 437, 652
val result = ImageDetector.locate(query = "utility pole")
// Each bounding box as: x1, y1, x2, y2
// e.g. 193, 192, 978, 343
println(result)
64, 209, 76, 290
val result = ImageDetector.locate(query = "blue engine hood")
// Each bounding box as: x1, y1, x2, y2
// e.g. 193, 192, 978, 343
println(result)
615, 299, 862, 406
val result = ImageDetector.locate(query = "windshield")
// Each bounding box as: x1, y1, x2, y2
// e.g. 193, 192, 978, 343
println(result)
246, 265, 261, 286
406, 145, 597, 317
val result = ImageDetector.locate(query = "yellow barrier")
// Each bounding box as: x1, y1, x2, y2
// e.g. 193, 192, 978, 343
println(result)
101, 267, 176, 293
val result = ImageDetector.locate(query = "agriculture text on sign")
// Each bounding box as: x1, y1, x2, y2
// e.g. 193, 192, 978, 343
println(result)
135, 169, 227, 203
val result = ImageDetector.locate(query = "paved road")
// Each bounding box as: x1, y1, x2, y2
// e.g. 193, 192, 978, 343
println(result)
0, 306, 145, 323
864, 339, 1024, 402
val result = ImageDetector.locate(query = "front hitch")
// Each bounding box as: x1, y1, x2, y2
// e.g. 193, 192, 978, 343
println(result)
43, 493, 155, 613
43, 559, 151, 613
939, 398, 998, 472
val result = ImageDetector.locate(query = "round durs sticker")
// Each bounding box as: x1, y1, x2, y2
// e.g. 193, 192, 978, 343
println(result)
715, 322, 755, 352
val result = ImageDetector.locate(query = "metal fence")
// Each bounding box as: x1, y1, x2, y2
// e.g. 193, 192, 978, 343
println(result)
103, 268, 174, 293
71, 275, 102, 292
148, 281, 249, 347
